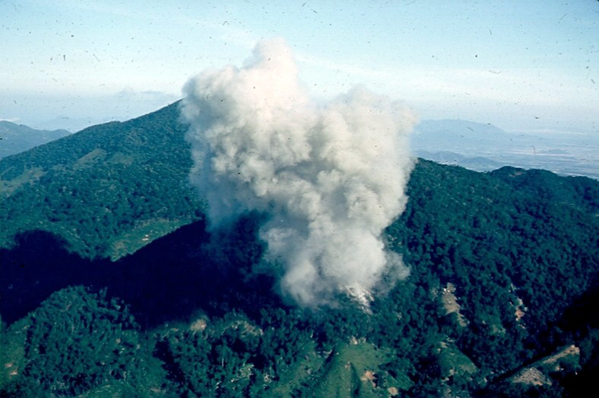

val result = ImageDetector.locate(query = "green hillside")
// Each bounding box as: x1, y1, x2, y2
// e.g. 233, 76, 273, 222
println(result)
1, 104, 598, 397
0, 103, 204, 259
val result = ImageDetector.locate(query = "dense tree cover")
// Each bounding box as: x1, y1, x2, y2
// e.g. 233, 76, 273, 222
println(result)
0, 287, 167, 396
153, 309, 316, 397
0, 103, 203, 259
1, 104, 598, 396
389, 161, 599, 374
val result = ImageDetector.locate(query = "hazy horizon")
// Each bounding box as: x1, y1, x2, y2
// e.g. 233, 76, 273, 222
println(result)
2, 1, 598, 137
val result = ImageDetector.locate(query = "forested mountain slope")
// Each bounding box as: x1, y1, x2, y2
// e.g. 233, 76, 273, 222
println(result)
0, 103, 203, 259
0, 104, 598, 397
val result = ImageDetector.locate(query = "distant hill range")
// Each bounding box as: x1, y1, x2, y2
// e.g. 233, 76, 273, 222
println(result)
413, 119, 599, 179
0, 121, 70, 159
414, 119, 511, 149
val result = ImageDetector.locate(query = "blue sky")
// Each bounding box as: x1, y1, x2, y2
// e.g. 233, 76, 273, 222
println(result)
1, 0, 598, 134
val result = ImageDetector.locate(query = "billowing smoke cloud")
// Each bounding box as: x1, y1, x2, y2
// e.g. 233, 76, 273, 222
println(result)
181, 38, 417, 307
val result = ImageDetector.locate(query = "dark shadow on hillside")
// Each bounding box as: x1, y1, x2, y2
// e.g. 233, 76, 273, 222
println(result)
558, 271, 599, 334
0, 217, 282, 328
548, 272, 599, 397
0, 230, 104, 324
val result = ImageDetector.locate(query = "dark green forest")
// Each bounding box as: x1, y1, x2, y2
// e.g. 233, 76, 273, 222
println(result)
1, 103, 598, 397
0, 104, 203, 260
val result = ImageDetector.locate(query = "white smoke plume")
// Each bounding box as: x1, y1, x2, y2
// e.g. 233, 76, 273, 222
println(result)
181, 38, 417, 307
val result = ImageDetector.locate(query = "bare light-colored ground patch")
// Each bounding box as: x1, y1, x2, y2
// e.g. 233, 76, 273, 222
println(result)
510, 345, 580, 387
441, 283, 468, 327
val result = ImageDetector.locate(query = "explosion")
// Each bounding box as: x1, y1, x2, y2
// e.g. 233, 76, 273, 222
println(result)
181, 38, 417, 306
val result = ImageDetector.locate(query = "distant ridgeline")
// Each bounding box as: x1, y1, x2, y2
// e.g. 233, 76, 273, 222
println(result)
0, 121, 70, 159
412, 119, 599, 180
1, 104, 598, 396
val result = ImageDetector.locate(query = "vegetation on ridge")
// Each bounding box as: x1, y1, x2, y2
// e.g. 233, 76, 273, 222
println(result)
0, 103, 203, 259
1, 104, 598, 396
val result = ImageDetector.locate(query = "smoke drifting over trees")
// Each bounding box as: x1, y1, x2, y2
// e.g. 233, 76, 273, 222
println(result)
181, 39, 417, 306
